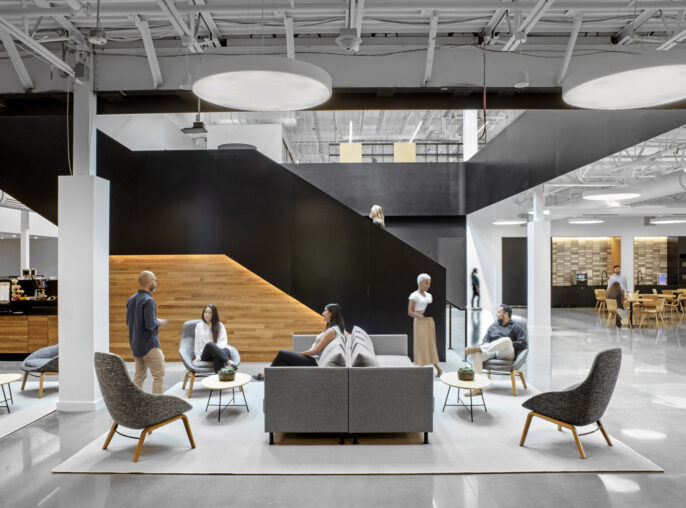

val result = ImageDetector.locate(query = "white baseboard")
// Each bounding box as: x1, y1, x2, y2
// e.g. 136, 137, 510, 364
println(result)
56, 398, 104, 412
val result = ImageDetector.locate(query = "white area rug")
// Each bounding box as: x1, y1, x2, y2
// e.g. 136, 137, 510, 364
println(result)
0, 380, 57, 439
53, 380, 662, 475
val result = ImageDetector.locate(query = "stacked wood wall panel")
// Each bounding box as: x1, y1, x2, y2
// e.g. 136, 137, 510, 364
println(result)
110, 255, 325, 361
0, 315, 58, 353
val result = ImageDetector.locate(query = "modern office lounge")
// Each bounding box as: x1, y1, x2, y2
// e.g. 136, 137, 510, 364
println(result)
3, 1, 686, 506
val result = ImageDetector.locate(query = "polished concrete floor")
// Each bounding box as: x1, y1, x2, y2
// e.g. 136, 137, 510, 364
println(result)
1, 308, 685, 507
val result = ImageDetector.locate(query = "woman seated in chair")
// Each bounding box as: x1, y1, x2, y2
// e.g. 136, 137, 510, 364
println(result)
194, 304, 237, 373
253, 303, 345, 380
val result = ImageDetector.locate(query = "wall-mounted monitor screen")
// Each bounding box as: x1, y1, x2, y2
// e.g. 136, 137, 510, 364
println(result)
658, 273, 668, 285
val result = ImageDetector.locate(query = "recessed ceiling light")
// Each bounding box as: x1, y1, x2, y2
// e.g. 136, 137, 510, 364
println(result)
650, 218, 686, 224
192, 56, 332, 112
563, 53, 686, 109
568, 219, 604, 224
492, 220, 526, 226
582, 190, 641, 201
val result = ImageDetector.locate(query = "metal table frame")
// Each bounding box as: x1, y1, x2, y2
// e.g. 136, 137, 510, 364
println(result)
1, 381, 16, 414
442, 385, 488, 422
204, 386, 249, 422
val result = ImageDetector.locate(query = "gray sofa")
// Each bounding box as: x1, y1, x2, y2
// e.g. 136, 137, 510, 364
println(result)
264, 332, 434, 444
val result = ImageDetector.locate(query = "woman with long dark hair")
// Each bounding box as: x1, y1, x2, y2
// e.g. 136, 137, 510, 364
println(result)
253, 303, 345, 380
194, 304, 236, 373
606, 281, 625, 328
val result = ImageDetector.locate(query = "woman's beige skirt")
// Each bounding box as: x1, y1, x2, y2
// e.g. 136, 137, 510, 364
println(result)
413, 317, 439, 365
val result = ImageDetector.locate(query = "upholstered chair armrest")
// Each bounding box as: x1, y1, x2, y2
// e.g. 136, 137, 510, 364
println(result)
511, 349, 529, 371
227, 345, 241, 367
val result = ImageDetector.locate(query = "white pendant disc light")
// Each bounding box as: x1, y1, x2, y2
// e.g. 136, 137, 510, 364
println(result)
192, 56, 332, 111
563, 53, 686, 109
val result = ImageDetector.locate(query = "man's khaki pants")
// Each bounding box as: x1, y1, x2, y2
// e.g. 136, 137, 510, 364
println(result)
133, 347, 166, 394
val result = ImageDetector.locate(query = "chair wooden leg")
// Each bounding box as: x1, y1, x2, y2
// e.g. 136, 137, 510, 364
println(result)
182, 371, 189, 390
557, 425, 562, 431
181, 414, 196, 449
21, 372, 28, 390
102, 422, 118, 450
133, 429, 149, 463
517, 370, 527, 389
597, 420, 612, 447
570, 425, 586, 459
519, 412, 535, 446
39, 372, 46, 398
187, 372, 195, 398
510, 371, 518, 396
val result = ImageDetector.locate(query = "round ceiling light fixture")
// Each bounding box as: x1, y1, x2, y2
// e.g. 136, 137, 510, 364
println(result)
650, 218, 686, 224
192, 56, 332, 112
562, 53, 686, 109
568, 219, 604, 224
582, 189, 641, 201
492, 220, 527, 226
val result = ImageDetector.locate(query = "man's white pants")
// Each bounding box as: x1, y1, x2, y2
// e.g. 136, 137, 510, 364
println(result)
472, 337, 515, 374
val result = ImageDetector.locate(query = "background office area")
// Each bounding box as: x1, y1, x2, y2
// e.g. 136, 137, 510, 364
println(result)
2, 1, 686, 506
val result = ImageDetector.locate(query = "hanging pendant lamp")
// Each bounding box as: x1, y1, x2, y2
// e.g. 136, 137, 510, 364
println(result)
192, 56, 332, 112
562, 53, 686, 109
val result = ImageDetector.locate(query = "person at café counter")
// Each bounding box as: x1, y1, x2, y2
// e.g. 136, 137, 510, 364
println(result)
606, 265, 628, 292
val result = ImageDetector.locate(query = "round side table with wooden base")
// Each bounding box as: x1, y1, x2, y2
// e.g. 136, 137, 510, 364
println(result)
440, 372, 491, 422
0, 373, 22, 414
201, 372, 251, 422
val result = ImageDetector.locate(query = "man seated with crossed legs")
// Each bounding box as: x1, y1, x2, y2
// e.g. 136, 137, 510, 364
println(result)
464, 304, 528, 396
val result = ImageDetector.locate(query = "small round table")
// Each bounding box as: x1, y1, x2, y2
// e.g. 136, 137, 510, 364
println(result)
440, 372, 491, 422
0, 373, 22, 414
201, 372, 251, 422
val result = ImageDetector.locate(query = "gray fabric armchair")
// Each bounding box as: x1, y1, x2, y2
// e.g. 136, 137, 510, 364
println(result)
482, 348, 528, 396
519, 348, 622, 459
21, 344, 59, 398
94, 352, 195, 463
179, 319, 241, 398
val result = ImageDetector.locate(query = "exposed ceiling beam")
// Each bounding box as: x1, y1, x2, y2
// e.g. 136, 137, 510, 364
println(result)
423, 12, 438, 86
191, 0, 221, 44
133, 15, 163, 89
502, 0, 556, 51
354, 0, 366, 37
483, 0, 512, 45
32, 0, 86, 45
612, 9, 657, 45
657, 9, 686, 49
557, 12, 583, 84
0, 27, 34, 90
155, 0, 202, 53
0, 14, 74, 77
284, 14, 295, 58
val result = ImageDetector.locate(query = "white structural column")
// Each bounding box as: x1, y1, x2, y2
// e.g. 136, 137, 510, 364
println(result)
527, 187, 552, 390
57, 67, 110, 412
621, 233, 634, 293
462, 110, 478, 161
20, 210, 29, 272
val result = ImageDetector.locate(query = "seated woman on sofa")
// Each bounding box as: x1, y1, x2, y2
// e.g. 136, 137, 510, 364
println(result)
253, 303, 345, 380
194, 304, 237, 373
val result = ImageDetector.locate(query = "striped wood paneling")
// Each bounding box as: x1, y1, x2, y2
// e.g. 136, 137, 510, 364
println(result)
110, 255, 325, 361
0, 315, 58, 353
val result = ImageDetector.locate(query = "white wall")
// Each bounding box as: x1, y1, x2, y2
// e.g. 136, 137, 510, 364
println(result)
0, 207, 58, 237
0, 238, 58, 277
96, 114, 200, 151
207, 124, 283, 163
466, 207, 527, 312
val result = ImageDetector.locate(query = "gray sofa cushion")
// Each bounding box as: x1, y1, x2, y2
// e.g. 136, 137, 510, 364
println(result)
376, 355, 414, 367
318, 336, 346, 367
350, 326, 375, 353
351, 344, 379, 367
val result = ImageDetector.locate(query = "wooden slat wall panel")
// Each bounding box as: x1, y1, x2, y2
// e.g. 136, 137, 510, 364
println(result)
0, 316, 28, 353
27, 315, 48, 351
47, 316, 58, 345
110, 255, 325, 361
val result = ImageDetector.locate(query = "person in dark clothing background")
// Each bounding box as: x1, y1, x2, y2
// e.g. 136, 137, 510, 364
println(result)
471, 268, 481, 310
606, 281, 625, 328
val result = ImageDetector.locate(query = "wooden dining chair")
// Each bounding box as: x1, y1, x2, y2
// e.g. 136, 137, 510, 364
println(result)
640, 298, 666, 328
596, 289, 607, 315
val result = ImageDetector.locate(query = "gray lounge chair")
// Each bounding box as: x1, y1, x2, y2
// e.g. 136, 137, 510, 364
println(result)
179, 319, 241, 398
94, 352, 195, 463
483, 347, 528, 396
21, 344, 59, 398
519, 348, 622, 459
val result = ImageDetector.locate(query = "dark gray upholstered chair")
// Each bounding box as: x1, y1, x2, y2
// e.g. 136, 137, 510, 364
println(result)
483, 347, 528, 396
94, 352, 195, 463
519, 348, 622, 459
179, 319, 241, 398
21, 344, 59, 398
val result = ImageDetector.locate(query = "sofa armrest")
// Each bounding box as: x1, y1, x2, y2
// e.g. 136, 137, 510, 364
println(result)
369, 335, 408, 356
264, 367, 349, 433
348, 366, 433, 433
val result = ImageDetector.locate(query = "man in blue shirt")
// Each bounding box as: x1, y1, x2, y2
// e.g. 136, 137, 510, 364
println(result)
464, 304, 527, 396
126, 271, 168, 394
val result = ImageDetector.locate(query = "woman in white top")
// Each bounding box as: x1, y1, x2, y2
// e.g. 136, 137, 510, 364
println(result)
194, 304, 236, 373
253, 303, 345, 380
408, 273, 443, 377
